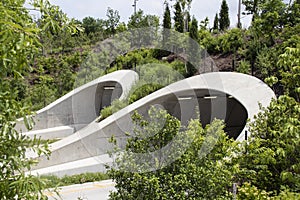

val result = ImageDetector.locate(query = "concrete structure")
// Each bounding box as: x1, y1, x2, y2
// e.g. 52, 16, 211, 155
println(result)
18, 70, 138, 139
46, 180, 115, 200
27, 72, 275, 177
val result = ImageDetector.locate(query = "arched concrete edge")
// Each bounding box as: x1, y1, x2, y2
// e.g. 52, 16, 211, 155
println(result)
18, 70, 138, 138
32, 72, 275, 173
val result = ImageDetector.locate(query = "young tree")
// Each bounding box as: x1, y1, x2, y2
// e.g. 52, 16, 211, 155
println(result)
108, 107, 239, 199
238, 95, 300, 194
219, 0, 230, 31
82, 16, 98, 35
163, 4, 172, 30
105, 7, 120, 35
189, 17, 199, 42
200, 17, 209, 30
213, 13, 219, 31
174, 1, 184, 33
0, 0, 78, 198
163, 3, 171, 45
187, 16, 199, 77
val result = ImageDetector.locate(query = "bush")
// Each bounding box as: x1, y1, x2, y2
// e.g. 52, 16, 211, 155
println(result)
98, 99, 128, 121
237, 60, 251, 74
42, 172, 109, 188
128, 83, 162, 104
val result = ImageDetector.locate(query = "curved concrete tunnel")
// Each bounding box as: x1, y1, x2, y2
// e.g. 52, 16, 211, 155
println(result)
145, 89, 248, 139
18, 70, 138, 139
28, 72, 275, 176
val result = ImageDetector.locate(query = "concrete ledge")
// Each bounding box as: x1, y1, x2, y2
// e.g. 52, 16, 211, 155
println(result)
33, 72, 276, 174
28, 154, 111, 178
16, 70, 138, 137
23, 126, 74, 140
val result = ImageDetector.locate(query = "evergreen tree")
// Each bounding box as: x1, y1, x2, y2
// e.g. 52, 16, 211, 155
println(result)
163, 4, 172, 47
174, 1, 184, 33
163, 4, 171, 30
189, 16, 199, 41
187, 16, 199, 77
187, 12, 191, 32
213, 13, 219, 31
219, 0, 230, 31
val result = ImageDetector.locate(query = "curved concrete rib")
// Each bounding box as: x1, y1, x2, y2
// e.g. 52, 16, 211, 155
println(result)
18, 70, 138, 139
30, 72, 275, 176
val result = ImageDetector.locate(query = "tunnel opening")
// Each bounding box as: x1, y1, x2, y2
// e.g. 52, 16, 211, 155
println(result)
138, 89, 248, 140
94, 81, 123, 117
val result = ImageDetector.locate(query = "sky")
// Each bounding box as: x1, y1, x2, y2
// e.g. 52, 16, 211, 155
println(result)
48, 0, 253, 28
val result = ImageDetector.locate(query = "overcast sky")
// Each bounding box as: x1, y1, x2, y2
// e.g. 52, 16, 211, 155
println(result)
49, 0, 252, 28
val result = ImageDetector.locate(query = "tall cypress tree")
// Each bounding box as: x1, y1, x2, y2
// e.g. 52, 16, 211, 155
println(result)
163, 4, 171, 30
219, 0, 230, 31
162, 4, 171, 47
174, 1, 184, 33
213, 13, 219, 31
189, 16, 199, 41
187, 16, 199, 77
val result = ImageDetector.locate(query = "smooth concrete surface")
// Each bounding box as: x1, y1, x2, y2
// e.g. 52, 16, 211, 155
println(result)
45, 180, 115, 200
22, 126, 74, 140
29, 72, 275, 176
28, 154, 111, 178
17, 70, 138, 139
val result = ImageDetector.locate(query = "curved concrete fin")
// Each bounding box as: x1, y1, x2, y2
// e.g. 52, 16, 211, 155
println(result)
18, 70, 138, 138
32, 72, 275, 173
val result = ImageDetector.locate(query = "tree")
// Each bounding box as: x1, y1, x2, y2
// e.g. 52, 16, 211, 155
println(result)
189, 17, 199, 42
163, 4, 172, 30
127, 10, 160, 47
82, 16, 98, 35
0, 0, 77, 198
237, 95, 300, 194
286, 0, 300, 26
105, 7, 120, 35
108, 107, 239, 199
277, 46, 300, 102
219, 0, 230, 31
162, 3, 172, 54
187, 16, 199, 77
220, 28, 244, 70
174, 1, 184, 33
128, 10, 159, 29
200, 17, 209, 30
213, 13, 219, 31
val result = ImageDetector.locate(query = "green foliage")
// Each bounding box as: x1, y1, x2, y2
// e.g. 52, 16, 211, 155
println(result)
255, 46, 278, 79
200, 17, 209, 30
128, 10, 159, 29
238, 96, 300, 193
272, 188, 300, 200
163, 4, 171, 30
0, 0, 77, 199
213, 13, 219, 31
219, 0, 230, 31
174, 1, 184, 33
98, 99, 128, 121
128, 83, 162, 104
277, 46, 300, 101
189, 17, 199, 42
220, 28, 244, 54
170, 60, 187, 76
42, 172, 109, 188
105, 7, 120, 35
237, 182, 271, 200
186, 16, 199, 76
237, 60, 251, 74
108, 107, 239, 199
163, 4, 171, 46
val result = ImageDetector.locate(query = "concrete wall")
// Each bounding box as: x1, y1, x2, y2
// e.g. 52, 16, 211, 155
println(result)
17, 70, 138, 137
32, 72, 275, 171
